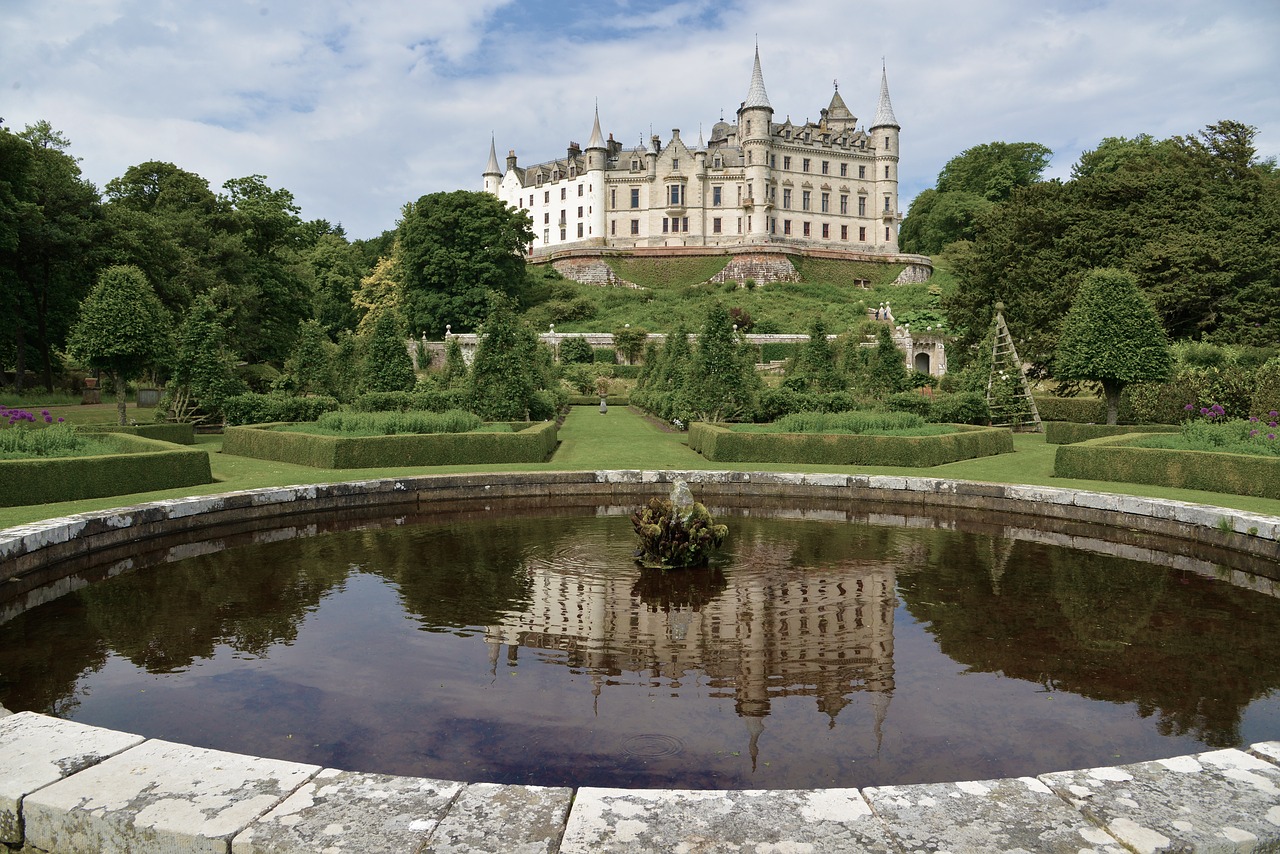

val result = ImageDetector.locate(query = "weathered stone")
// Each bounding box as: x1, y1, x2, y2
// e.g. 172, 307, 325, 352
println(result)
23, 738, 319, 854
1040, 749, 1280, 852
559, 787, 895, 853
865, 776, 1126, 853
0, 712, 144, 845
231, 768, 462, 854
425, 782, 573, 854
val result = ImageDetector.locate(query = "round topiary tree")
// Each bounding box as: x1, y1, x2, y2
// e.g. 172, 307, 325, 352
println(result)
1055, 268, 1173, 425
67, 265, 169, 425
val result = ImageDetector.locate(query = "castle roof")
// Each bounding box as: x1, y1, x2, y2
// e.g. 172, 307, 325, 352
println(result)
826, 87, 854, 123
484, 137, 502, 176
743, 45, 772, 111
587, 106, 605, 150
871, 64, 898, 129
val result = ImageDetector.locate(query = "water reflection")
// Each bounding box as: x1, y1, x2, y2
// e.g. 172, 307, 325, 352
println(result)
1, 501, 1278, 789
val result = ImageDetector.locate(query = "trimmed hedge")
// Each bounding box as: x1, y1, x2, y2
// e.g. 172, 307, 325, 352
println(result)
222, 420, 558, 468
688, 422, 1013, 466
1033, 395, 1138, 424
223, 393, 340, 426
1054, 434, 1280, 499
566, 394, 631, 406
351, 390, 468, 413
1044, 422, 1179, 445
76, 422, 196, 445
0, 434, 213, 506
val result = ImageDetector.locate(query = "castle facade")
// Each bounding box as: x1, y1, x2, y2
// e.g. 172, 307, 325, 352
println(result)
483, 48, 902, 256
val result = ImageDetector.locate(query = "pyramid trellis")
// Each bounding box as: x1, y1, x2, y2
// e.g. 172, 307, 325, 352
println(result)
985, 306, 1041, 431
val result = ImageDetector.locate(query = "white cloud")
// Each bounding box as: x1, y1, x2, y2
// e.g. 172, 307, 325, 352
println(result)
1, 0, 1276, 238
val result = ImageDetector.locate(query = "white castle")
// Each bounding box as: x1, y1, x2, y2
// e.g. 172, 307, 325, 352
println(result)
483, 47, 902, 257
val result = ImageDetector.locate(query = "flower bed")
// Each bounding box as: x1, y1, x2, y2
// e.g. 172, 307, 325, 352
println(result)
1054, 433, 1280, 499
222, 420, 559, 468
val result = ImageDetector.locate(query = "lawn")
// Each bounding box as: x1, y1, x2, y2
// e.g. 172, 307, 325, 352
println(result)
3, 406, 1280, 529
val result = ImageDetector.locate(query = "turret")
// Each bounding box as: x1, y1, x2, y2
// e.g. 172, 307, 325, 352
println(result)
483, 136, 502, 195
736, 45, 774, 240
869, 63, 900, 251
585, 106, 607, 243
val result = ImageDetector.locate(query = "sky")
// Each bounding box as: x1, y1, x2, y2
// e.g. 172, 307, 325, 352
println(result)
2, 0, 1278, 241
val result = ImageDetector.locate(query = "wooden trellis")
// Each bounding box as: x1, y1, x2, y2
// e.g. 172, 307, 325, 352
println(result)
985, 305, 1041, 431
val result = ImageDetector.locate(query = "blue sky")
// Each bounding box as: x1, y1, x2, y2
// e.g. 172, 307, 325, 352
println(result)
2, 0, 1277, 240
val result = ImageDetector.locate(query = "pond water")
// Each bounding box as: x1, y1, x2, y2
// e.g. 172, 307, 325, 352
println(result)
2, 499, 1279, 790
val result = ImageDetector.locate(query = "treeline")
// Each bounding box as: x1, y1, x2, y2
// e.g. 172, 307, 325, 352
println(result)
901, 120, 1280, 373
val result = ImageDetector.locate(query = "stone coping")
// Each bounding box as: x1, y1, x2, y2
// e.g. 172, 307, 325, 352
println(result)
3, 471, 1280, 851
2, 712, 1279, 853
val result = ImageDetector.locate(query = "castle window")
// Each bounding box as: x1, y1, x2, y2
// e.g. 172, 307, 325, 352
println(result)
746, 120, 751, 134
803, 158, 810, 172
713, 155, 723, 168
528, 194, 533, 206
611, 189, 616, 208
803, 221, 811, 237
802, 190, 811, 211
560, 228, 566, 240
770, 155, 776, 168
713, 217, 722, 234
630, 219, 639, 234
663, 218, 669, 233
578, 184, 584, 197
885, 135, 890, 149
737, 217, 742, 233
858, 196, 866, 216
821, 192, 829, 213
840, 163, 847, 177
561, 187, 567, 200
885, 226, 891, 241
713, 186, 722, 206
631, 159, 640, 171
611, 220, 616, 235
840, 194, 848, 214
783, 156, 791, 170
668, 185, 683, 206
885, 165, 891, 179
553, 170, 560, 181
841, 224, 848, 240
783, 219, 791, 235
544, 213, 550, 224
859, 226, 866, 241
822, 160, 830, 175
822, 223, 830, 238
577, 206, 583, 218
782, 188, 791, 209
544, 228, 549, 243
544, 191, 550, 203
577, 223, 583, 238
630, 188, 640, 208
858, 165, 866, 178
884, 195, 891, 212
672, 158, 679, 170
682, 216, 688, 231
747, 151, 752, 164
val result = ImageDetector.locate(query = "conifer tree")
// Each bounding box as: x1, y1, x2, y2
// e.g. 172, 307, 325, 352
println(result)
361, 310, 416, 393
439, 336, 469, 390
686, 302, 760, 422
280, 318, 335, 396
468, 296, 536, 420
166, 292, 243, 423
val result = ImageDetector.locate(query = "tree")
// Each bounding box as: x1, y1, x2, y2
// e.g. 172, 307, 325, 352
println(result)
612, 325, 648, 365
361, 310, 416, 393
785, 318, 843, 393
685, 303, 760, 422
469, 297, 537, 420
866, 325, 908, 397
1055, 269, 1173, 425
397, 190, 534, 336
558, 336, 593, 364
67, 265, 169, 425
439, 336, 469, 390
165, 292, 243, 424
308, 233, 364, 337
279, 318, 335, 396
352, 245, 403, 335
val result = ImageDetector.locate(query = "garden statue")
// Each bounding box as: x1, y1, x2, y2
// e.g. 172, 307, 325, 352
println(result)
631, 479, 728, 569
596, 375, 609, 414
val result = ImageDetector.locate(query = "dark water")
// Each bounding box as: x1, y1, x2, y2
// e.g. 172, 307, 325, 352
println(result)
2, 501, 1279, 790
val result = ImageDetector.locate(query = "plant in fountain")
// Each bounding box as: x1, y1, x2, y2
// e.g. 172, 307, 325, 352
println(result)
631, 480, 728, 569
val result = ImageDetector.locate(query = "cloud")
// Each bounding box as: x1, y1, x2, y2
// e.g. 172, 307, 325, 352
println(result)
1, 0, 1276, 238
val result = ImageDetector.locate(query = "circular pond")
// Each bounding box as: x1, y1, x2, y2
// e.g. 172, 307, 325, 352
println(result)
3, 494, 1279, 791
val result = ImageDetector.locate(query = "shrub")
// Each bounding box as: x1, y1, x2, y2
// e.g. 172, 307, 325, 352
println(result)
559, 336, 594, 365
362, 311, 417, 393
1054, 434, 1280, 499
759, 342, 799, 363
771, 410, 928, 434
222, 393, 340, 426
307, 409, 484, 436
928, 392, 990, 425
884, 392, 933, 418
76, 422, 197, 445
689, 422, 1012, 466
1044, 422, 1179, 444
236, 363, 281, 393
352, 389, 468, 413
0, 423, 95, 458
592, 347, 618, 364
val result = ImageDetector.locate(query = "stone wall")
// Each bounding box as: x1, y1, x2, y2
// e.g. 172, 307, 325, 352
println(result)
551, 257, 640, 288
708, 253, 801, 285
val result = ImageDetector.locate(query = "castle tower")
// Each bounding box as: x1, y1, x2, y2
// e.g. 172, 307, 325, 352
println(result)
585, 105, 608, 243
482, 136, 502, 194
737, 45, 773, 240
869, 63, 900, 251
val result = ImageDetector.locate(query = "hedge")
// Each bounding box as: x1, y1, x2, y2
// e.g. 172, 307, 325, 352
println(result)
1043, 422, 1179, 445
687, 422, 1013, 466
1033, 395, 1138, 424
223, 393, 341, 426
222, 420, 559, 468
351, 390, 468, 413
759, 342, 800, 363
76, 422, 196, 444
566, 395, 631, 406
0, 434, 213, 506
1054, 434, 1280, 499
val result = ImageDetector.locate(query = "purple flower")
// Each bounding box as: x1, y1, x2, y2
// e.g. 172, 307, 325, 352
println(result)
1251, 430, 1259, 437
1270, 434, 1277, 441
1271, 411, 1279, 419
1251, 416, 1260, 423
56, 417, 64, 423
1184, 404, 1195, 411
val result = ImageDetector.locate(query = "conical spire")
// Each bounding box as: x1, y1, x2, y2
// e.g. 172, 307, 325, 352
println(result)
871, 62, 898, 128
826, 83, 853, 122
587, 103, 605, 150
743, 44, 771, 111
484, 136, 502, 175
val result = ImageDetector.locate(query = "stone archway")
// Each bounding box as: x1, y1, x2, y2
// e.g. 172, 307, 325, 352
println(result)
914, 352, 930, 374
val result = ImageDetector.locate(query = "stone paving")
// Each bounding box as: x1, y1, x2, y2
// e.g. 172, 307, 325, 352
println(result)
2, 710, 1279, 853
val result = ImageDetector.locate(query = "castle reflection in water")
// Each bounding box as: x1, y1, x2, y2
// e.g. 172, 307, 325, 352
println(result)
483, 523, 897, 748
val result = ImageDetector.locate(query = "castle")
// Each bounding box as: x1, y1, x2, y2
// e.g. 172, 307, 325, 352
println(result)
483, 48, 902, 257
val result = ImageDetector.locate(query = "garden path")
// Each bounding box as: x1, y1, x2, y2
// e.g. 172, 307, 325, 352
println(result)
550, 405, 706, 469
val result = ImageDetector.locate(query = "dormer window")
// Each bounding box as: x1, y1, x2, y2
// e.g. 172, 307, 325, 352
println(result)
631, 159, 640, 171
672, 158, 679, 170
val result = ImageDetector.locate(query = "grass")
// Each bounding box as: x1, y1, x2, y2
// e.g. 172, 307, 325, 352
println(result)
3, 405, 1280, 529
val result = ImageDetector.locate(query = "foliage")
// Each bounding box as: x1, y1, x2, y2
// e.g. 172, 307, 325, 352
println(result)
398, 190, 534, 335
1055, 269, 1173, 424
612, 324, 648, 364
1043, 422, 1180, 444
558, 336, 594, 364
468, 296, 540, 421
689, 421, 1012, 466
221, 392, 340, 426
783, 318, 843, 393
278, 318, 336, 397
361, 310, 417, 393
592, 346, 617, 364
684, 302, 760, 422
352, 244, 403, 335
865, 325, 908, 398
350, 389, 468, 413
67, 265, 170, 425
630, 482, 727, 569
301, 409, 485, 436
164, 292, 244, 423
769, 410, 928, 434
438, 336, 469, 390
308, 233, 365, 337
605, 255, 730, 288
0, 422, 92, 458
